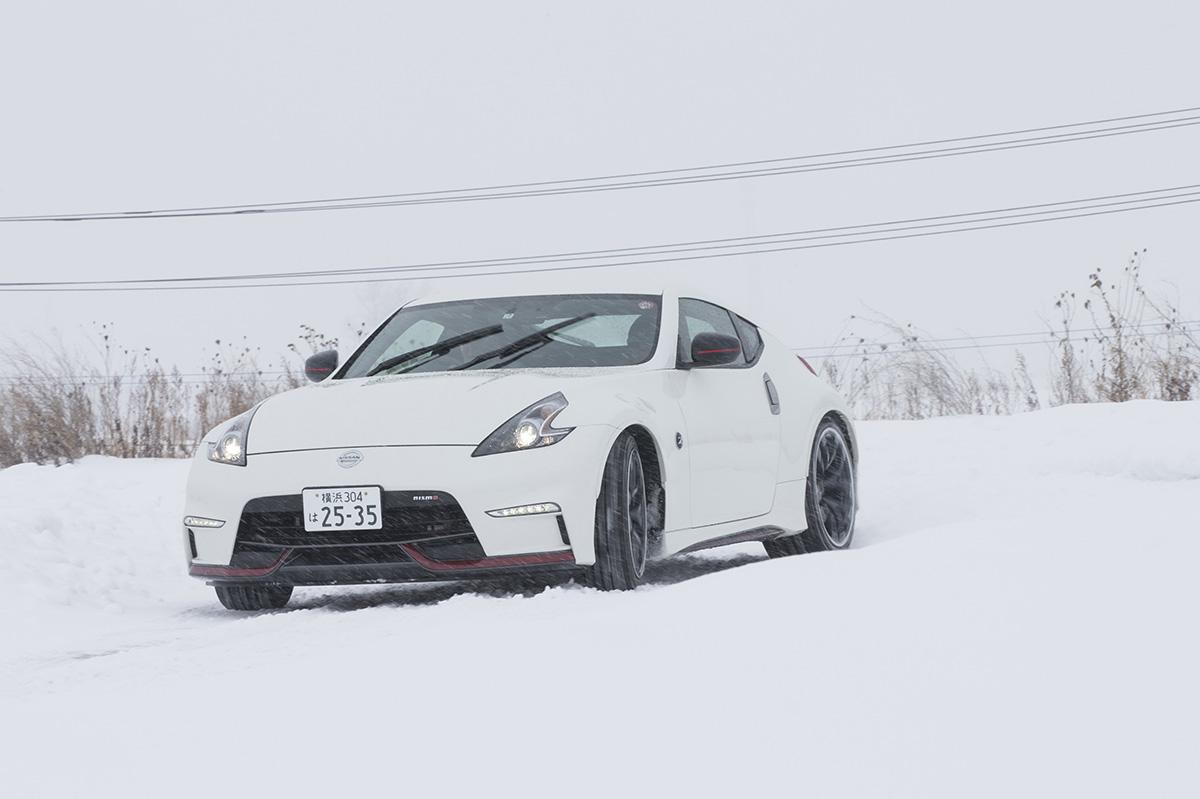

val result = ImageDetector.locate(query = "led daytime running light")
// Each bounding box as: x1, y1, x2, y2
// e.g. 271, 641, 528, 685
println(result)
183, 515, 225, 528
486, 502, 562, 518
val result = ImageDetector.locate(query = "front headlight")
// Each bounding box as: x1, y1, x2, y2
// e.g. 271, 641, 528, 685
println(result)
472, 392, 574, 457
206, 405, 261, 466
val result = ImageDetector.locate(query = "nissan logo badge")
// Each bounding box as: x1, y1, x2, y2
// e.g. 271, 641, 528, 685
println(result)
337, 450, 364, 469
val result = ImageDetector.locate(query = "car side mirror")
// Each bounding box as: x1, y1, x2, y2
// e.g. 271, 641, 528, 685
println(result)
304, 349, 339, 382
688, 332, 742, 367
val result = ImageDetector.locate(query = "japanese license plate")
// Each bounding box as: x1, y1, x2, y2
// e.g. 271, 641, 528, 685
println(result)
302, 486, 383, 532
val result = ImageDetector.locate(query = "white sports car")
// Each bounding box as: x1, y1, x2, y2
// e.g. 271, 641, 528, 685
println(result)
184, 289, 858, 610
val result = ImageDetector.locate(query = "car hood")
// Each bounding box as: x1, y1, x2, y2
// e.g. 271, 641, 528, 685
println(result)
246, 369, 631, 453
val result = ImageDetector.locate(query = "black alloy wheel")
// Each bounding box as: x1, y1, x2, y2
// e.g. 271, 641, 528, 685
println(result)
765, 417, 857, 558
803, 419, 857, 551
591, 432, 651, 590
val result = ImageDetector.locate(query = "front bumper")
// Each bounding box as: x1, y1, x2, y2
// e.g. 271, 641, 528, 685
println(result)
183, 424, 615, 582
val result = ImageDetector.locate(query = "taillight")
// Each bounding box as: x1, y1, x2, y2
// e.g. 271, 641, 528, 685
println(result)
796, 355, 817, 375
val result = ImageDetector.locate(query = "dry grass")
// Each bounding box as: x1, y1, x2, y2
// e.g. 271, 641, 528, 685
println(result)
815, 317, 1030, 420
0, 329, 311, 467
814, 253, 1197, 420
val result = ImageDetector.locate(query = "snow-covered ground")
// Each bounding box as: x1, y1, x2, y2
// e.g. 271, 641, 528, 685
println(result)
2, 402, 1198, 797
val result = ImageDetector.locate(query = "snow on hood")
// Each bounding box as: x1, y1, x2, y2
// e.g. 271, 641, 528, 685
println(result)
245, 368, 622, 453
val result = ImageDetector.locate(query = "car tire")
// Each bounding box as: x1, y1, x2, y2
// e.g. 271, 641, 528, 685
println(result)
589, 432, 651, 591
764, 417, 857, 558
214, 583, 293, 611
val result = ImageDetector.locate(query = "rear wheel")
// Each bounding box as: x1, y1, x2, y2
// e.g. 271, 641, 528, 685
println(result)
214, 583, 293, 611
589, 432, 650, 591
764, 417, 856, 558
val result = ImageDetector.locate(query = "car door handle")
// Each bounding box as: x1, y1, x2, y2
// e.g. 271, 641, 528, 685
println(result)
762, 373, 781, 415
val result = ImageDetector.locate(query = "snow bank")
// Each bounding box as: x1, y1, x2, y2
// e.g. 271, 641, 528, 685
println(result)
1, 401, 1198, 798
857, 399, 1200, 546
0, 457, 197, 615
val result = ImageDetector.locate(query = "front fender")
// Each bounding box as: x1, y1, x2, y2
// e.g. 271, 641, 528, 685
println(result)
556, 375, 692, 558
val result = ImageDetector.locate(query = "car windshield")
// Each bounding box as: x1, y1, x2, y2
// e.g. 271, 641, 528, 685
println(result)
339, 293, 662, 378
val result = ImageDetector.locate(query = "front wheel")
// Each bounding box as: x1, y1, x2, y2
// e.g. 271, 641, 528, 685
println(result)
589, 432, 651, 591
214, 583, 293, 611
764, 417, 857, 558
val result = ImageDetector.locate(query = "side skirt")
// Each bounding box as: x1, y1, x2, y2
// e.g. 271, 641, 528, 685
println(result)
675, 525, 796, 555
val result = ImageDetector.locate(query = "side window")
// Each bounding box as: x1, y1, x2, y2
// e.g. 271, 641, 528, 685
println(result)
678, 298, 741, 367
732, 314, 763, 364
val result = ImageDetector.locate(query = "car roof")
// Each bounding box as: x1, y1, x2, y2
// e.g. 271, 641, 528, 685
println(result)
403, 281, 730, 313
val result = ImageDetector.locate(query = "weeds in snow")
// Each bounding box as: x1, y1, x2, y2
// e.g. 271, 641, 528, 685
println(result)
811, 252, 1197, 420
0, 328, 316, 466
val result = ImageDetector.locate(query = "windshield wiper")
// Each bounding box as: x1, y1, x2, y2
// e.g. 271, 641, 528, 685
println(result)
453, 313, 596, 371
365, 324, 503, 377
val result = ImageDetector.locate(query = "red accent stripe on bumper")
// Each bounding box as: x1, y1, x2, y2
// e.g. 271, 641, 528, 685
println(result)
189, 549, 292, 578
400, 545, 575, 572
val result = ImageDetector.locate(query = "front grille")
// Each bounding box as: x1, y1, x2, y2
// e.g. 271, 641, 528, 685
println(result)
231, 490, 485, 566
287, 544, 413, 568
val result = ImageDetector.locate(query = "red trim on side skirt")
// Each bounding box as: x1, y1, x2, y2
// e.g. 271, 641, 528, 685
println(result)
400, 544, 575, 572
189, 549, 293, 578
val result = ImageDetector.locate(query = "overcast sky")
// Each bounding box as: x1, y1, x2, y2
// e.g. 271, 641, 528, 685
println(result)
2, 1, 1198, 375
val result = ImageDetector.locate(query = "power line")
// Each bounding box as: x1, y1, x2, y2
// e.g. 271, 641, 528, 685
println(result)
3, 107, 1199, 222
795, 319, 1200, 354
7, 183, 1200, 288
0, 374, 292, 383
9, 194, 1200, 292
3, 184, 1198, 292
0, 370, 293, 382
799, 323, 1200, 360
